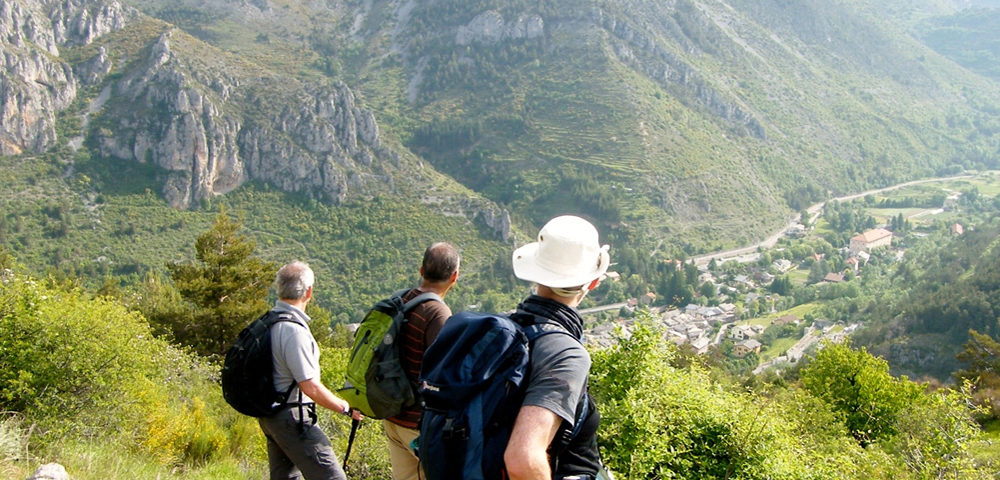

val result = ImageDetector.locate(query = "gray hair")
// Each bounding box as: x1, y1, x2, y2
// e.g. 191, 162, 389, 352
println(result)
275, 261, 314, 300
422, 242, 461, 283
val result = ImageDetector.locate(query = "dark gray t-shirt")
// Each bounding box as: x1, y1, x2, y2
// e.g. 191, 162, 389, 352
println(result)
521, 327, 591, 425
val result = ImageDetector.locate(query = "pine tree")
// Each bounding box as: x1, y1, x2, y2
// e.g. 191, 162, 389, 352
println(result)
166, 208, 277, 357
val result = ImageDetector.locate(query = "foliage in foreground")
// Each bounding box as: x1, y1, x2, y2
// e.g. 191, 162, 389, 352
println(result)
590, 317, 995, 479
0, 270, 261, 473
0, 267, 392, 479
1, 273, 997, 479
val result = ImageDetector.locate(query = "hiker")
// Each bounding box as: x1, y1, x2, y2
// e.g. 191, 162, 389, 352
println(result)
258, 261, 363, 480
384, 242, 460, 480
504, 215, 609, 480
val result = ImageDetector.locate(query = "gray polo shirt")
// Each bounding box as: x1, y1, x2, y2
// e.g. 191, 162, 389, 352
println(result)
270, 301, 319, 404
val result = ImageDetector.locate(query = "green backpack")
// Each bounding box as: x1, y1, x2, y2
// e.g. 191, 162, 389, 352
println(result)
340, 289, 442, 418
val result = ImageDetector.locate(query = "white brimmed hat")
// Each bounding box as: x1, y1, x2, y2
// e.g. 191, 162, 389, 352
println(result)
512, 215, 610, 288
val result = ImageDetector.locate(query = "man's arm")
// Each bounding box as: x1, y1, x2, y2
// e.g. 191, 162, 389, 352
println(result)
503, 405, 562, 480
298, 378, 364, 420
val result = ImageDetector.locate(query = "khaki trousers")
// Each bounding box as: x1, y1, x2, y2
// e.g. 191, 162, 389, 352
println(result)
383, 419, 423, 480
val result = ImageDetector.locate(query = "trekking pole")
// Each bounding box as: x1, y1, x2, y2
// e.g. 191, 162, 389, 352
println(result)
342, 417, 361, 471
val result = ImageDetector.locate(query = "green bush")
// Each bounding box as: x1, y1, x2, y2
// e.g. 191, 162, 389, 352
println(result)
587, 315, 980, 480
800, 342, 923, 445
0, 272, 260, 470
0, 274, 168, 440
591, 318, 804, 479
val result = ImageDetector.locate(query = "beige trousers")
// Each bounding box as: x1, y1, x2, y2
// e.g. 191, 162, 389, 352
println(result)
383, 420, 423, 480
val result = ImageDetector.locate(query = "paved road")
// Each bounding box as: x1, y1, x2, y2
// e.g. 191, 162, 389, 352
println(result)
579, 302, 628, 316
690, 174, 977, 267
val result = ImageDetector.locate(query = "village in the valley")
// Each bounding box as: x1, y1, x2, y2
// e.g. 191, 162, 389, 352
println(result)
581, 180, 980, 375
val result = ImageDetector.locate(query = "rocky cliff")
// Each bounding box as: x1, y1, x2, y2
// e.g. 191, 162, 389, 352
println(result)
1, 0, 135, 154
89, 28, 395, 209
0, 0, 513, 240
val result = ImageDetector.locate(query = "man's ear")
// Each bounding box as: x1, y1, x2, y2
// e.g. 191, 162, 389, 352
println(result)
450, 270, 459, 284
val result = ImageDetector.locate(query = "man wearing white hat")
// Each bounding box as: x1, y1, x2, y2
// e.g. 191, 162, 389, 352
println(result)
504, 215, 609, 480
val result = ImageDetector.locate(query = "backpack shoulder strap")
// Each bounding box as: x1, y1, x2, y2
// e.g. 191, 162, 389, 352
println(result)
264, 310, 306, 329
256, 310, 301, 404
401, 291, 443, 313
522, 320, 581, 346
520, 318, 590, 451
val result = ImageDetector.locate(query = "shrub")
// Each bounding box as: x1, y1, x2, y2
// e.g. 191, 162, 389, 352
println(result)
800, 342, 923, 445
0, 272, 256, 469
0, 274, 170, 441
591, 317, 796, 479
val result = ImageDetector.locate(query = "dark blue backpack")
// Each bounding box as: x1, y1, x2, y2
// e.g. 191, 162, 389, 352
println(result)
417, 311, 587, 480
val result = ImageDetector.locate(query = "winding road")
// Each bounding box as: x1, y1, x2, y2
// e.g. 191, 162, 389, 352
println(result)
689, 173, 978, 267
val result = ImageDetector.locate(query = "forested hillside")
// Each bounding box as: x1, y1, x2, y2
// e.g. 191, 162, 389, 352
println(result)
915, 7, 1000, 80
4, 0, 1000, 317
850, 213, 1000, 379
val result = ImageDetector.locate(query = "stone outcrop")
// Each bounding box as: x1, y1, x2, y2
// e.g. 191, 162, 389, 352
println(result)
1, 0, 520, 238
75, 45, 112, 85
477, 204, 513, 241
26, 463, 69, 480
1, 1, 74, 155
0, 0, 132, 155
456, 10, 544, 46
88, 28, 397, 208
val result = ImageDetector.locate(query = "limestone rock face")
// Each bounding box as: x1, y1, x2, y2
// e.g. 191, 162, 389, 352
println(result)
75, 45, 112, 85
2, 0, 515, 238
456, 10, 544, 46
91, 29, 393, 208
0, 0, 132, 155
478, 205, 513, 242
1, 2, 73, 154
50, 0, 131, 46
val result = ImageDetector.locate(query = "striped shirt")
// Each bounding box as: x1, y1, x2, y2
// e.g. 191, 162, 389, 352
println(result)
387, 288, 451, 428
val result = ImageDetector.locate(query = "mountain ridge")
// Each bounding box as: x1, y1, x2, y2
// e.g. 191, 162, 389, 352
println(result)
2, 0, 999, 283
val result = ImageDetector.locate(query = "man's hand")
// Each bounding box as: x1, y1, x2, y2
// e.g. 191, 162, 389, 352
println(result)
298, 377, 363, 421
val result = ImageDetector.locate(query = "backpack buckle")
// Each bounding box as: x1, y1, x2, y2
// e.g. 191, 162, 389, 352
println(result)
442, 418, 468, 440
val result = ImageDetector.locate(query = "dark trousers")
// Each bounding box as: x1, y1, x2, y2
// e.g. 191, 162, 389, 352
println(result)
258, 404, 347, 480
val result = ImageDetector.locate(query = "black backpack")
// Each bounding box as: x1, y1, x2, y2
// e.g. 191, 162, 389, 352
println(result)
221, 310, 298, 417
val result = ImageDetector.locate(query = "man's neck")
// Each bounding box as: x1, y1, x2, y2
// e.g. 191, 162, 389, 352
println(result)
535, 286, 582, 308
279, 298, 309, 311
418, 281, 451, 298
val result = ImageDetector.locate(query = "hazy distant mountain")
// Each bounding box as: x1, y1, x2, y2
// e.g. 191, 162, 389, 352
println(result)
915, 6, 1000, 81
